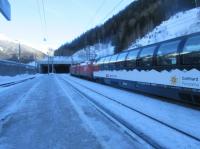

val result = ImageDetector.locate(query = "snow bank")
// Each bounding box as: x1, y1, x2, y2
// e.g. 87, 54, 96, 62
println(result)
39, 56, 70, 61
0, 74, 37, 84
28, 61, 37, 67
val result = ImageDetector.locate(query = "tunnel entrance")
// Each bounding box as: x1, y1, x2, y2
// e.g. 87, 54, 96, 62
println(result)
54, 64, 70, 73
38, 56, 72, 74
40, 65, 49, 74
40, 64, 70, 74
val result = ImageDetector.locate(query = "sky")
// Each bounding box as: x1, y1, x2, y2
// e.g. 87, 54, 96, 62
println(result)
0, 0, 134, 53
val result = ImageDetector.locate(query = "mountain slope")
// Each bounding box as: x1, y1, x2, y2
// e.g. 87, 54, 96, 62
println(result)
55, 0, 196, 56
71, 7, 200, 62
129, 7, 200, 49
0, 39, 45, 63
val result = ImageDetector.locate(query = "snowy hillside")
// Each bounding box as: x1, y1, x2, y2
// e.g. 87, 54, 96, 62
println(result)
72, 7, 200, 62
0, 34, 52, 55
0, 34, 46, 63
128, 8, 200, 49
72, 42, 114, 62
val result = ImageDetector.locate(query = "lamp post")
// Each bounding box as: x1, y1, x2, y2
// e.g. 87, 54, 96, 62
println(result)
51, 56, 54, 73
47, 53, 50, 75
15, 40, 21, 63
18, 42, 21, 63
195, 0, 198, 7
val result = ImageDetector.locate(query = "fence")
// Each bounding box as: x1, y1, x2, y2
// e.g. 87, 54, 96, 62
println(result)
0, 60, 36, 76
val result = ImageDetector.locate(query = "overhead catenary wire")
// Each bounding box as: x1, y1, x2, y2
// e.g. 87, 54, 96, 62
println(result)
36, 0, 44, 38
86, 0, 106, 30
69, 0, 95, 18
101, 0, 125, 23
36, 0, 48, 41
41, 0, 48, 41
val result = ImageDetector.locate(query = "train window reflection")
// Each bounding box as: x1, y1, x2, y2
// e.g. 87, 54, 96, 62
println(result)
97, 57, 105, 64
103, 56, 111, 64
182, 35, 200, 65
116, 52, 128, 62
127, 49, 140, 60
138, 46, 156, 67
126, 49, 140, 68
110, 54, 119, 63
157, 40, 180, 65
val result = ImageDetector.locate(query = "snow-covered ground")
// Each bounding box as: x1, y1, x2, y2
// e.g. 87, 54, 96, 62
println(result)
39, 56, 70, 61
1, 73, 200, 148
0, 74, 141, 148
72, 42, 114, 63
28, 61, 37, 67
71, 7, 200, 62
0, 74, 38, 84
62, 74, 200, 148
37, 56, 72, 65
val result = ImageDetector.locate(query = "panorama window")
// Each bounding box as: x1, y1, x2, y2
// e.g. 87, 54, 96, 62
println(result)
97, 57, 105, 64
93, 59, 98, 65
157, 40, 180, 66
116, 52, 128, 62
138, 46, 156, 67
182, 35, 200, 65
103, 56, 111, 64
109, 54, 118, 70
126, 49, 140, 68
109, 54, 119, 63
103, 56, 112, 70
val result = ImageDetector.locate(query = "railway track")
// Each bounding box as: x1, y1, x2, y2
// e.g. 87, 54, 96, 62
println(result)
61, 76, 200, 148
60, 77, 160, 148
0, 77, 35, 88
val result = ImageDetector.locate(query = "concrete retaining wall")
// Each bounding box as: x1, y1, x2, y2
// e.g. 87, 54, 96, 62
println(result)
0, 60, 36, 76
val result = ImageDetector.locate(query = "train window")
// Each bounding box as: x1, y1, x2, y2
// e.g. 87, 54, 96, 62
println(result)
126, 49, 140, 68
103, 56, 112, 70
96, 59, 100, 64
138, 46, 156, 67
93, 60, 98, 65
103, 56, 111, 64
182, 35, 200, 65
157, 40, 180, 65
127, 49, 140, 60
97, 58, 104, 64
114, 52, 128, 70
109, 54, 118, 70
109, 54, 119, 63
116, 52, 128, 62
96, 58, 105, 70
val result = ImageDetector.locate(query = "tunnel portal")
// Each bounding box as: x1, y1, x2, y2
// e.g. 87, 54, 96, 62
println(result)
38, 57, 71, 74
40, 64, 70, 74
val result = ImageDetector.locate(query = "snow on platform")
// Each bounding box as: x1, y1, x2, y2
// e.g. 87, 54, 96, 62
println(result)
0, 74, 138, 149
0, 74, 39, 84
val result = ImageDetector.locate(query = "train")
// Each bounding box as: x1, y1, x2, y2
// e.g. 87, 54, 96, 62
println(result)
70, 32, 200, 106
